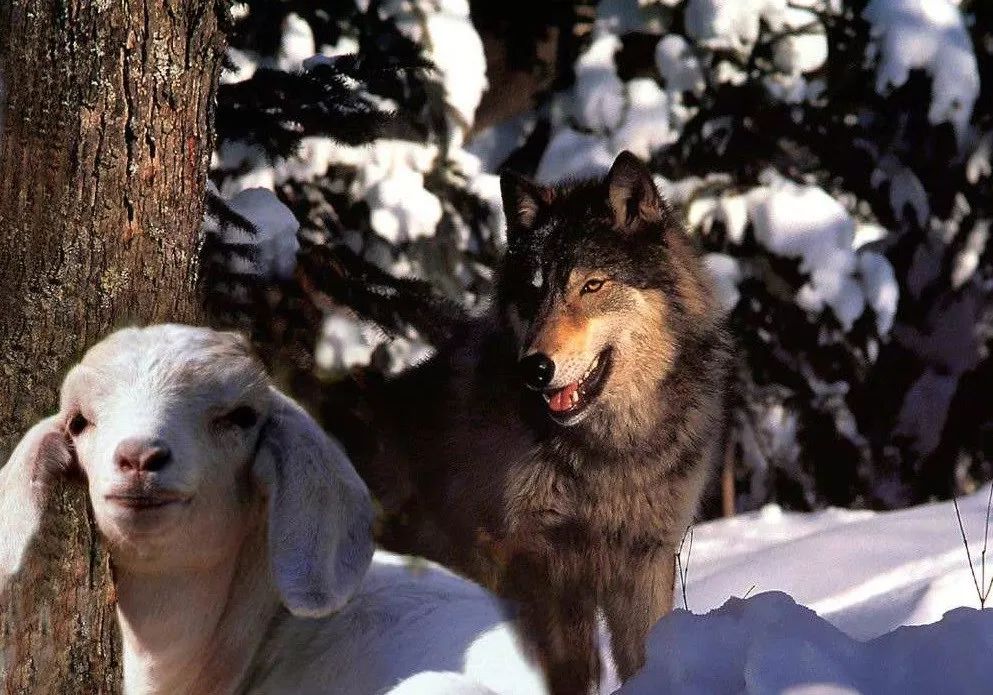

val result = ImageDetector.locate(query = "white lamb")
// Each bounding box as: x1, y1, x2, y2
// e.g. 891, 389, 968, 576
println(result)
0, 324, 543, 695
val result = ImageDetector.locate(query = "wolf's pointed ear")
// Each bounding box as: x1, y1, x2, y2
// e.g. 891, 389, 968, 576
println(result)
606, 151, 667, 233
0, 416, 77, 587
253, 389, 374, 618
500, 171, 550, 237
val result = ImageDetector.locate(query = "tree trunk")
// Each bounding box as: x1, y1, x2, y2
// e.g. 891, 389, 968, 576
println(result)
0, 1, 226, 691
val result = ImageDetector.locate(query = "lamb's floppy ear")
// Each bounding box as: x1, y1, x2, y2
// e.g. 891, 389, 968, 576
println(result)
252, 389, 374, 618
500, 171, 551, 239
605, 150, 668, 233
0, 416, 76, 587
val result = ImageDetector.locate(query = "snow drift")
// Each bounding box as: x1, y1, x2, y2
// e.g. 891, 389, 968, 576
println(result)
368, 487, 993, 694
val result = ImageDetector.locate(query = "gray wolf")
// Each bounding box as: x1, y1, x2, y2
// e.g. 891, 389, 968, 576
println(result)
331, 151, 733, 694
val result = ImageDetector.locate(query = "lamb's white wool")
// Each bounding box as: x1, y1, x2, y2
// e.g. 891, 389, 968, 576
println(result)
385, 672, 499, 694
863, 0, 978, 141
0, 325, 538, 695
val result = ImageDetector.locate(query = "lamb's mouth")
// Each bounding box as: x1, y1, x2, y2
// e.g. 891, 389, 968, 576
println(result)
106, 492, 190, 511
542, 348, 613, 426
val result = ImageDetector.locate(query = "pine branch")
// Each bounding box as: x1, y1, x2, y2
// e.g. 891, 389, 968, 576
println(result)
216, 60, 428, 156
297, 239, 468, 347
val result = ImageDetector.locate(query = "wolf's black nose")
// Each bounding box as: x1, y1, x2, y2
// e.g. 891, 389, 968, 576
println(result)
520, 353, 555, 390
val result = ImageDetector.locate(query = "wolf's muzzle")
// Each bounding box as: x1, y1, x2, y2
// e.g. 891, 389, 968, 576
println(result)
520, 353, 555, 390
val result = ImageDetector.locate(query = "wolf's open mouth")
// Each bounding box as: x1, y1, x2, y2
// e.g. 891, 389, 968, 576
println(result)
543, 347, 613, 425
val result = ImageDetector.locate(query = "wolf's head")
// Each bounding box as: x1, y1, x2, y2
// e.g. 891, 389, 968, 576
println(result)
496, 151, 722, 435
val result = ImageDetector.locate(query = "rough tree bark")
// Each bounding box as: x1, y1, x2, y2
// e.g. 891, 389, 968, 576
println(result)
0, 1, 227, 692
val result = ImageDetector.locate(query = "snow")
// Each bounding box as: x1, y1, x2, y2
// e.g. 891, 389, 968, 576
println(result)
572, 32, 626, 133
315, 312, 378, 373
344, 486, 993, 694
716, 193, 749, 245
703, 252, 744, 313
611, 78, 674, 161
871, 155, 929, 227
221, 47, 258, 85
655, 35, 705, 95
277, 13, 316, 72
466, 114, 536, 174
621, 592, 992, 695
747, 180, 901, 333
682, 0, 830, 102
535, 128, 615, 184
857, 250, 899, 334
863, 0, 979, 141
213, 186, 300, 280
619, 487, 993, 694
772, 6, 828, 76
685, 0, 781, 55
423, 0, 487, 136
684, 0, 828, 63
951, 220, 990, 290
750, 181, 863, 329
384, 0, 487, 147
966, 132, 993, 185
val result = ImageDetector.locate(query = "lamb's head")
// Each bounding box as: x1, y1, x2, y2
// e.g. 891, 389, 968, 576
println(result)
58, 325, 268, 568
36, 324, 372, 617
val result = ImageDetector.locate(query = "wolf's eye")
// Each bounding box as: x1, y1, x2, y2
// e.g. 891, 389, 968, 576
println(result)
581, 278, 605, 295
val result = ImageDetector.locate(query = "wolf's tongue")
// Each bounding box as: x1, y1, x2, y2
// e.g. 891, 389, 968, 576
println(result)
548, 382, 580, 412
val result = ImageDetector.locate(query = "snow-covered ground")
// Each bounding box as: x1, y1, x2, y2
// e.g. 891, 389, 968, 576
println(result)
369, 486, 993, 694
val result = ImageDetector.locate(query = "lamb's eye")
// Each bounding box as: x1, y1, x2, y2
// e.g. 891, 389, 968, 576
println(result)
67, 413, 89, 437
581, 278, 605, 295
218, 405, 258, 429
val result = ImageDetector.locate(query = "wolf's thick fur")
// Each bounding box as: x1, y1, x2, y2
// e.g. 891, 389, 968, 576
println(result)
331, 152, 732, 694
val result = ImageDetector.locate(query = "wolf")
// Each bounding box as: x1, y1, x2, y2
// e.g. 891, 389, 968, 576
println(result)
319, 151, 733, 694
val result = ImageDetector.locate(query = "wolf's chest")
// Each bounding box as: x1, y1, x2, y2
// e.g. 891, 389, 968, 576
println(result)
502, 458, 682, 555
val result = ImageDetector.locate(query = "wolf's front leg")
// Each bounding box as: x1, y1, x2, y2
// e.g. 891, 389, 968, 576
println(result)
505, 558, 601, 695
0, 416, 75, 588
603, 550, 676, 682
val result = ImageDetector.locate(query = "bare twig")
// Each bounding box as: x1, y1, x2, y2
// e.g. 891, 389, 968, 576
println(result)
676, 525, 695, 611
983, 484, 993, 601
953, 492, 993, 608
743, 584, 756, 599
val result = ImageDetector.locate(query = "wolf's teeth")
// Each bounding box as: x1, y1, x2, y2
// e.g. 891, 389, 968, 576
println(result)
582, 356, 599, 381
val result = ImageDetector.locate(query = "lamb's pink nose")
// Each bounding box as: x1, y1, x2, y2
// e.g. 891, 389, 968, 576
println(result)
114, 438, 172, 472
